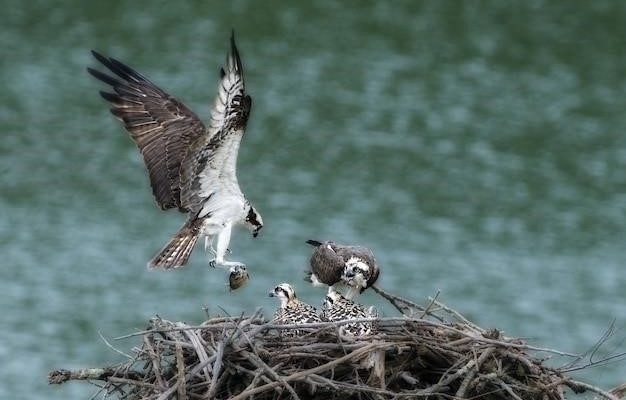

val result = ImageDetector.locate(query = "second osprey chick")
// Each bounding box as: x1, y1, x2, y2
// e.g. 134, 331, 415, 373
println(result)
306, 239, 380, 299
322, 287, 377, 337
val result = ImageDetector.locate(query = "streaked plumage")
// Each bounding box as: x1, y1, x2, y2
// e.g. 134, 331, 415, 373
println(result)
269, 283, 322, 336
88, 33, 262, 270
305, 239, 380, 299
322, 287, 377, 337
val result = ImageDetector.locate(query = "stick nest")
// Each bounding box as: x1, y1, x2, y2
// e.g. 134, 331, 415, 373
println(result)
49, 287, 624, 400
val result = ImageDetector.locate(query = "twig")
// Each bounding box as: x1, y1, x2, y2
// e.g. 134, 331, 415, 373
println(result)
97, 331, 134, 360
430, 299, 484, 333
237, 324, 302, 400
205, 340, 226, 399
175, 341, 188, 400
425, 348, 494, 395
565, 379, 620, 400
371, 284, 445, 322
108, 376, 157, 389
420, 289, 441, 319
245, 352, 301, 400
182, 325, 211, 381
496, 378, 524, 400
48, 366, 143, 384
606, 382, 626, 399
143, 335, 166, 389
229, 343, 381, 400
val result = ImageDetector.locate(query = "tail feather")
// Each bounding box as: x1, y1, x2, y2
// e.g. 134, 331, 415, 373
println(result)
148, 222, 200, 269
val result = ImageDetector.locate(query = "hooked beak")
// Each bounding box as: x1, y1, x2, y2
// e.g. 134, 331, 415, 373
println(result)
268, 291, 275, 297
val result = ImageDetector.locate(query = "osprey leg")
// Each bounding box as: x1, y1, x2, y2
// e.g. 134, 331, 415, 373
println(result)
208, 223, 245, 269
204, 236, 216, 255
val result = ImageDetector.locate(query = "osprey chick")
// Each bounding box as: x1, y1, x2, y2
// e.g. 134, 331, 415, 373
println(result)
306, 240, 380, 299
88, 33, 262, 271
322, 287, 377, 337
269, 283, 321, 336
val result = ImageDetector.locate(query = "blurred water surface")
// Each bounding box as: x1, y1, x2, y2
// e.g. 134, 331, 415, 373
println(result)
1, 1, 626, 398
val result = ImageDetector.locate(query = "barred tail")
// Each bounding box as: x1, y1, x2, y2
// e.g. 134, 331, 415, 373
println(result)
148, 222, 200, 269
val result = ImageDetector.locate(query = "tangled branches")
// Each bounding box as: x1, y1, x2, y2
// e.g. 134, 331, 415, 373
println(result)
49, 290, 625, 400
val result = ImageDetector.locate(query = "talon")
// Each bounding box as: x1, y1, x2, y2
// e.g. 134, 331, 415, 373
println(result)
208, 260, 216, 269
226, 248, 232, 254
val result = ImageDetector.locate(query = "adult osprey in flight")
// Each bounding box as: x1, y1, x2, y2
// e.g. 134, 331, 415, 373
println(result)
88, 33, 262, 271
306, 239, 380, 299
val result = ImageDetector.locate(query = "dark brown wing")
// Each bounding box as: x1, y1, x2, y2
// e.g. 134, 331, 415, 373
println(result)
308, 240, 344, 285
336, 245, 377, 266
88, 52, 206, 211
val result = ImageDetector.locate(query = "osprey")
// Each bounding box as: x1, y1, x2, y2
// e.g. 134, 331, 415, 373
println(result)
88, 33, 262, 271
322, 287, 377, 336
269, 283, 322, 336
305, 240, 380, 299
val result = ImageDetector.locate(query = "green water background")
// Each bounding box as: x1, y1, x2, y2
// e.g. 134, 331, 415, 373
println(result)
1, 1, 626, 398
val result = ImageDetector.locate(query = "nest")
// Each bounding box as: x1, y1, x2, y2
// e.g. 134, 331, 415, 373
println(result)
49, 287, 625, 400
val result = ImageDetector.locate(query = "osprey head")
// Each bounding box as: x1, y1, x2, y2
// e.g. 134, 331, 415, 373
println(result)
269, 283, 296, 308
342, 257, 374, 291
244, 204, 263, 237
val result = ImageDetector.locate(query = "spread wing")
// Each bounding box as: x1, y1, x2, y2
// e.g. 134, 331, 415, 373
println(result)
179, 33, 252, 213
88, 52, 206, 211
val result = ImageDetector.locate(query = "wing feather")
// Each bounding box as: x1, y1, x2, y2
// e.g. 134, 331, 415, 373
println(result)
309, 241, 344, 286
88, 52, 206, 211
179, 32, 252, 213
